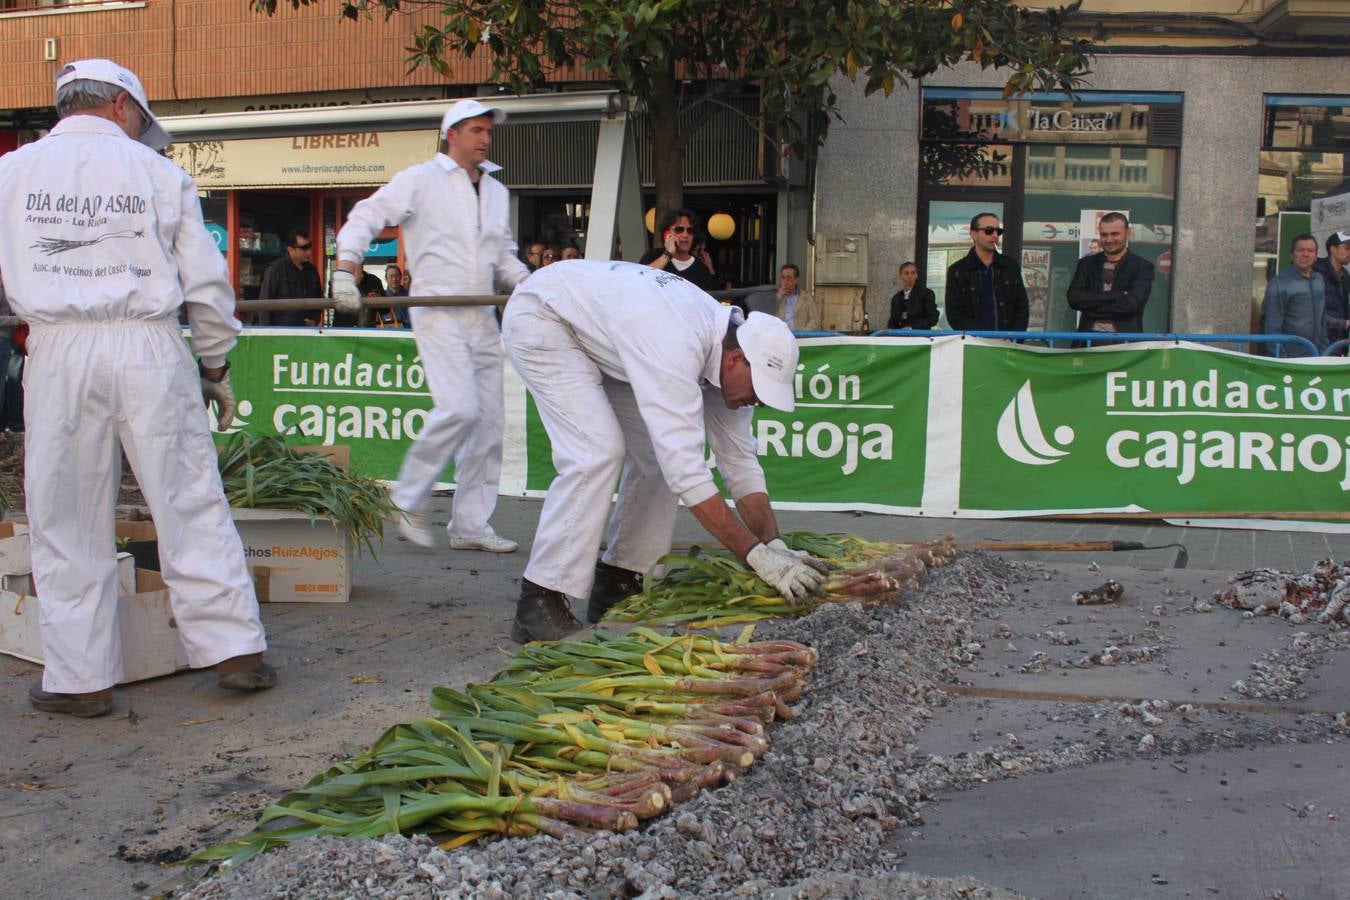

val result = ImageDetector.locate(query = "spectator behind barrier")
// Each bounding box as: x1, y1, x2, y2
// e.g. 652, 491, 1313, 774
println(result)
887, 261, 939, 331
1261, 233, 1326, 358
1313, 230, 1350, 353
944, 213, 1029, 331
1065, 211, 1154, 347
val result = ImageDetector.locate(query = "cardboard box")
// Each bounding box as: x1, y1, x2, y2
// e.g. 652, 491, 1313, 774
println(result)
111, 510, 352, 603
230, 508, 352, 603
0, 530, 190, 683
226, 444, 354, 603
2, 444, 356, 607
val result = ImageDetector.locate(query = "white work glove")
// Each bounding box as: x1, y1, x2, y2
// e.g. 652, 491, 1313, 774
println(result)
746, 542, 826, 604
200, 365, 236, 430
767, 538, 832, 574
331, 270, 362, 314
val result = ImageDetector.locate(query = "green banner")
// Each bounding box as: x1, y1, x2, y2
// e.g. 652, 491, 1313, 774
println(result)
219, 329, 435, 481
757, 341, 929, 507
216, 331, 1346, 518
960, 342, 1350, 513
522, 340, 930, 508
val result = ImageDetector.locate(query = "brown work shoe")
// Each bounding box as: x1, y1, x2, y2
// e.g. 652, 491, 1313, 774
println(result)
215, 653, 278, 691
586, 559, 643, 623
28, 681, 114, 718
512, 579, 583, 643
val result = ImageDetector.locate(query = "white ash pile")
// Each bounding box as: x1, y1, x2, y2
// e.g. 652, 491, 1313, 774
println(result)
1087, 691, 1345, 756
911, 741, 1095, 787
180, 554, 1035, 900
1231, 629, 1350, 702
1213, 559, 1350, 625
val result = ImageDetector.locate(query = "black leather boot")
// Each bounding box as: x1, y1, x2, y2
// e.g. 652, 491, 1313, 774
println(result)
587, 559, 644, 624
512, 578, 583, 643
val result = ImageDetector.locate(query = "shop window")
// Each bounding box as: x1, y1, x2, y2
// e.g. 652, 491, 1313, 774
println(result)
920, 88, 1181, 332
199, 193, 228, 258
1254, 96, 1350, 327
920, 142, 1013, 189
234, 194, 310, 301
1024, 147, 1178, 332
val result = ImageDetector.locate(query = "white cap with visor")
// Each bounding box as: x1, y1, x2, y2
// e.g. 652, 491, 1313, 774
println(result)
55, 59, 171, 152
736, 312, 799, 412
440, 98, 506, 134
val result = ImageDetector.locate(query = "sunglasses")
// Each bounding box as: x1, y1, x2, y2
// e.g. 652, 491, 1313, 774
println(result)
975, 226, 1004, 236
126, 97, 154, 138
292, 242, 313, 250
669, 225, 693, 234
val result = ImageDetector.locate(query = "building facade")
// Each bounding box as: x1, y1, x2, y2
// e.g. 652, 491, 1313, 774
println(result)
815, 0, 1350, 335
2, 0, 1348, 332
0, 0, 789, 302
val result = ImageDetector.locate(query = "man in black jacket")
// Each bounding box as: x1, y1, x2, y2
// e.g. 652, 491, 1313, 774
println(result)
258, 229, 322, 326
944, 213, 1029, 331
1066, 212, 1154, 344
887, 261, 939, 330
1313, 230, 1350, 353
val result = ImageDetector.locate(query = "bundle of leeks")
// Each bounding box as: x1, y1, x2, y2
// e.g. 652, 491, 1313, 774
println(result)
602, 532, 958, 628
184, 627, 814, 873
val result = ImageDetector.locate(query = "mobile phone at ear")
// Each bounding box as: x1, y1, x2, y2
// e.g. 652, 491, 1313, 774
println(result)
662, 228, 671, 241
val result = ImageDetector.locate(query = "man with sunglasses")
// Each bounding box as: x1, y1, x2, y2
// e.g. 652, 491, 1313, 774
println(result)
0, 59, 274, 716
639, 209, 721, 293
944, 213, 1029, 332
259, 230, 323, 326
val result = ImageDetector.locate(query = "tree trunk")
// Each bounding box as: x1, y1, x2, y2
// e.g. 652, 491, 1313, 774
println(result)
647, 61, 684, 246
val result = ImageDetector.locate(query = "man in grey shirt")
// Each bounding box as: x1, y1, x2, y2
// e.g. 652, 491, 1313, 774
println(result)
1261, 233, 1326, 357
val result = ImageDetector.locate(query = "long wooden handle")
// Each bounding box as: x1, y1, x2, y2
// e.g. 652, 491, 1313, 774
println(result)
234, 295, 506, 313
672, 539, 1162, 554
956, 540, 1145, 552
232, 283, 774, 314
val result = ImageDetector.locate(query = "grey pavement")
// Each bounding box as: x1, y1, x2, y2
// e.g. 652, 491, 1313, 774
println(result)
895, 744, 1350, 900
888, 557, 1350, 899
1, 495, 1347, 897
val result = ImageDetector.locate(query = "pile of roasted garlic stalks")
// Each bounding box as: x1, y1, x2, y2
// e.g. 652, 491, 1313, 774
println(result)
186, 627, 816, 872
603, 532, 959, 628
187, 531, 957, 874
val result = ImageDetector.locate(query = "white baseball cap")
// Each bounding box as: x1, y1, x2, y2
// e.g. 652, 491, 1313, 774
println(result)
55, 59, 171, 151
441, 99, 506, 133
737, 312, 798, 412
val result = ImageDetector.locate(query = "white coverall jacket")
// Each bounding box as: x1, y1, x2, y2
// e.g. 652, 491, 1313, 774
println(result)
0, 115, 266, 693
335, 154, 530, 537
501, 260, 767, 599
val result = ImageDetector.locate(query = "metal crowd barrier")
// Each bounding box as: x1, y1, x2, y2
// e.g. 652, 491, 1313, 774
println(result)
790, 328, 1323, 359
232, 284, 777, 316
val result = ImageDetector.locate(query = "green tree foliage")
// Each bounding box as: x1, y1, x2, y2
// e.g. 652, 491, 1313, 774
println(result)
253, 0, 1093, 235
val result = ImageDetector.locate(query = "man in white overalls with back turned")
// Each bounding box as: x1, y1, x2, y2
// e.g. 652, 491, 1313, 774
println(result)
0, 59, 273, 717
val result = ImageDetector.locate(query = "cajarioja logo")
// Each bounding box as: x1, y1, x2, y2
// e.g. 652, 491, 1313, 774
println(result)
211, 399, 253, 434
997, 381, 1075, 465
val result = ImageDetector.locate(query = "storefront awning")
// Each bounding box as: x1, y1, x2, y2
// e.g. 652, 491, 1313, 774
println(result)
159, 92, 627, 190
157, 90, 645, 263
157, 91, 625, 143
